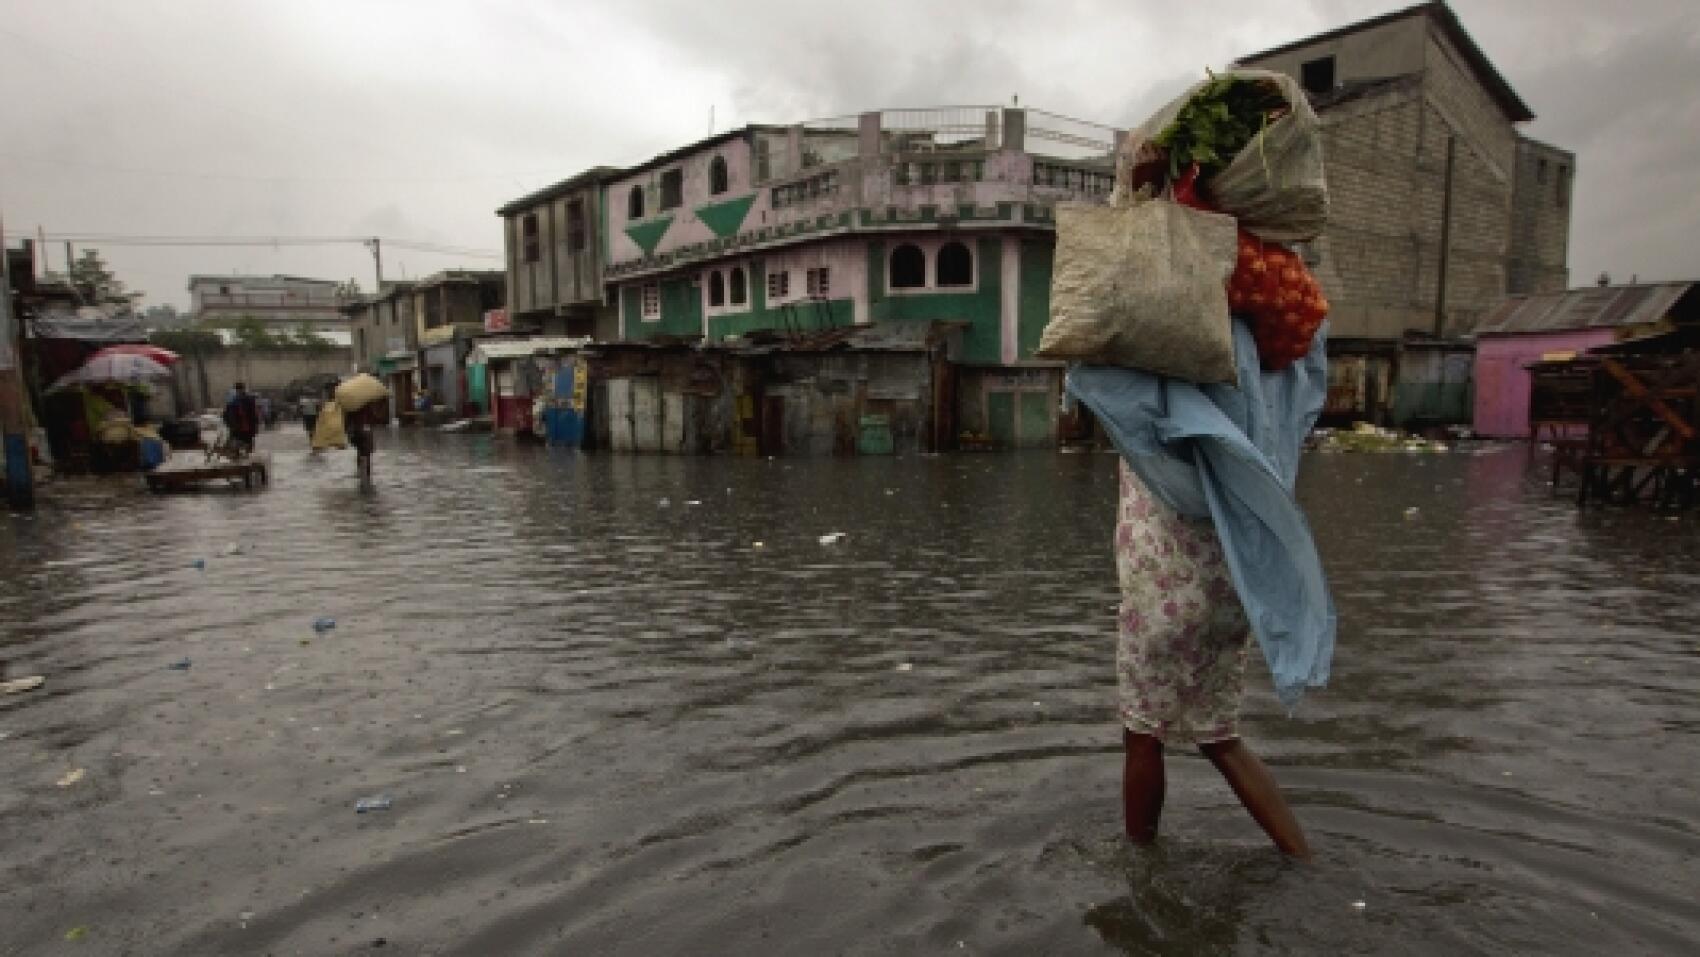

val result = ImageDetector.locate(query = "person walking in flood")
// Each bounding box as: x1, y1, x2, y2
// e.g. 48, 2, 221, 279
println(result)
325, 373, 389, 489
1069, 325, 1337, 859
222, 382, 260, 457
298, 390, 321, 439
347, 400, 378, 489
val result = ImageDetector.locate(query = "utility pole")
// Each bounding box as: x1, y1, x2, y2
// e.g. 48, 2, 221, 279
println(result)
365, 237, 383, 289
1, 214, 37, 508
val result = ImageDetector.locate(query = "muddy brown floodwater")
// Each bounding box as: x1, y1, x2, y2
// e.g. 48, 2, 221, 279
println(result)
2, 429, 1698, 955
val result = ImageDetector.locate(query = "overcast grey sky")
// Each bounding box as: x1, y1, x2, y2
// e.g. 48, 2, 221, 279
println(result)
2, 0, 1695, 309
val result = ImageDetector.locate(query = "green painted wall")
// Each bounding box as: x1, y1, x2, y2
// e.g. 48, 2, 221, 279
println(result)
865, 236, 1003, 364
620, 284, 639, 336
1019, 392, 1054, 446
619, 279, 702, 340
1017, 238, 1054, 360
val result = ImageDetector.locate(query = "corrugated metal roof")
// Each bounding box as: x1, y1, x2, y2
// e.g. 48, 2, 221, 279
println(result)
1472, 282, 1697, 335
27, 310, 150, 343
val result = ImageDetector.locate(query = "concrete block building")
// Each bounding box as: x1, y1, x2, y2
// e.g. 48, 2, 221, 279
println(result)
1238, 1, 1574, 340
497, 168, 622, 340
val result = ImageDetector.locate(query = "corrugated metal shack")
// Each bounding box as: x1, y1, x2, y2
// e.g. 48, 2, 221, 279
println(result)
578, 322, 960, 455
1473, 282, 1697, 437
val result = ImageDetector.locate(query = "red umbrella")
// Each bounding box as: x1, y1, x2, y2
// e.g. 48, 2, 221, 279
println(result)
91, 343, 181, 366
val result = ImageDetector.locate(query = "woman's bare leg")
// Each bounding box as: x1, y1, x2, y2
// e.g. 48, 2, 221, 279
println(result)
1123, 729, 1166, 844
1198, 738, 1311, 858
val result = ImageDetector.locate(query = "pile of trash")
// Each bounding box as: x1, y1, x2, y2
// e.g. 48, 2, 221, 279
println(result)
1309, 422, 1451, 453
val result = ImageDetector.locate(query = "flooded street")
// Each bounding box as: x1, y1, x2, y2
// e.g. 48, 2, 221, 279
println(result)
2, 432, 1697, 955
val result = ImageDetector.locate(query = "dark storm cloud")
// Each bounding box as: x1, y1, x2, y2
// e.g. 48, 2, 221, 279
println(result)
0, 0, 1694, 306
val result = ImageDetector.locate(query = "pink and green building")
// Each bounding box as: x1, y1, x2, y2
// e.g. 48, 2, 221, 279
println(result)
500, 107, 1123, 449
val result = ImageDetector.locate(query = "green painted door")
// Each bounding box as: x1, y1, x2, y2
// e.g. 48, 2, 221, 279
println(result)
1019, 392, 1054, 447
987, 391, 1015, 447
467, 364, 488, 413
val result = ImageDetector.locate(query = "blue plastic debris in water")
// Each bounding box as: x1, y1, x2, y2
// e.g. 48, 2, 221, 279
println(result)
355, 796, 392, 813
191, 559, 205, 571
166, 659, 191, 671
312, 617, 336, 634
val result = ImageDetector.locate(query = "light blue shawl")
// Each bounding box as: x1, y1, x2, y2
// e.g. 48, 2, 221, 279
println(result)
1066, 320, 1335, 710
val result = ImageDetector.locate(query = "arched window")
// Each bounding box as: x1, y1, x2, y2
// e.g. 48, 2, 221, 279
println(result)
937, 241, 973, 287
890, 243, 926, 289
709, 156, 729, 195
709, 271, 725, 308
627, 185, 644, 220
729, 267, 747, 305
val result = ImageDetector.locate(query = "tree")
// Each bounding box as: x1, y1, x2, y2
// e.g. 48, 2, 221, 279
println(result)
144, 304, 184, 329
232, 316, 280, 350
150, 328, 225, 355
65, 249, 141, 306
292, 321, 334, 352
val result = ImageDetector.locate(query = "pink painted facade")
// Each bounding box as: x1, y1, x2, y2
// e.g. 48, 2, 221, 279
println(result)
604, 112, 1118, 273
1473, 329, 1615, 437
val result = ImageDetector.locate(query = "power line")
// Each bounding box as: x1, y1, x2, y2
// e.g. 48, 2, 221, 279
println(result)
38, 232, 502, 259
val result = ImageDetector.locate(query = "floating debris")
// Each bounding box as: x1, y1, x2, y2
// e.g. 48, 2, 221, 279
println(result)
57, 768, 86, 787
166, 659, 192, 671
895, 662, 914, 673
1311, 422, 1450, 454
355, 796, 392, 813
1, 676, 45, 695
312, 617, 337, 634
818, 532, 846, 545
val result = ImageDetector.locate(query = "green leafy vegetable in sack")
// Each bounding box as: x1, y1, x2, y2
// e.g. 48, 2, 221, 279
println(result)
1151, 74, 1289, 180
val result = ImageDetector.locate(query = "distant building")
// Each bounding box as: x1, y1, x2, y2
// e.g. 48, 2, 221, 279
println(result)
187, 273, 350, 348
1236, 0, 1574, 342
411, 269, 504, 414
342, 281, 416, 405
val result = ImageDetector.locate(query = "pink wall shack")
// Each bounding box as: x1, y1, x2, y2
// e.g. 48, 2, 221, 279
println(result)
1473, 329, 1615, 437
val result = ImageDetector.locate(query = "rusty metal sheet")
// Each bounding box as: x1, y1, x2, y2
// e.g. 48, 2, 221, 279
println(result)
1474, 283, 1694, 335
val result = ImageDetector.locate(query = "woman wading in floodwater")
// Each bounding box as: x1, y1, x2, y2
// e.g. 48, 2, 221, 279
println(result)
1113, 462, 1310, 856
1062, 71, 1338, 856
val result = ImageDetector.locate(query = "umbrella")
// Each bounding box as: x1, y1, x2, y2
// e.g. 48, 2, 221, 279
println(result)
46, 353, 174, 393
91, 343, 181, 366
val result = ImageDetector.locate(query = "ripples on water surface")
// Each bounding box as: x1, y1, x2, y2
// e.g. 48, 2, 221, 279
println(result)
2, 431, 1696, 955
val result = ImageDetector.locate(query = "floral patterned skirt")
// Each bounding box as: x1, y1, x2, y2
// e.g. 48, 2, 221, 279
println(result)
1115, 461, 1252, 744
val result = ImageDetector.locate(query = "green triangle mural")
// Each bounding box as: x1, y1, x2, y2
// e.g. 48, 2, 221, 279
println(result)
625, 216, 673, 256
695, 195, 756, 239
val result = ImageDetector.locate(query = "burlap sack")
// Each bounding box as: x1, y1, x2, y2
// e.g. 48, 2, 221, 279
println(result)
1115, 68, 1328, 243
1036, 198, 1239, 384
311, 401, 348, 450
334, 373, 390, 413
